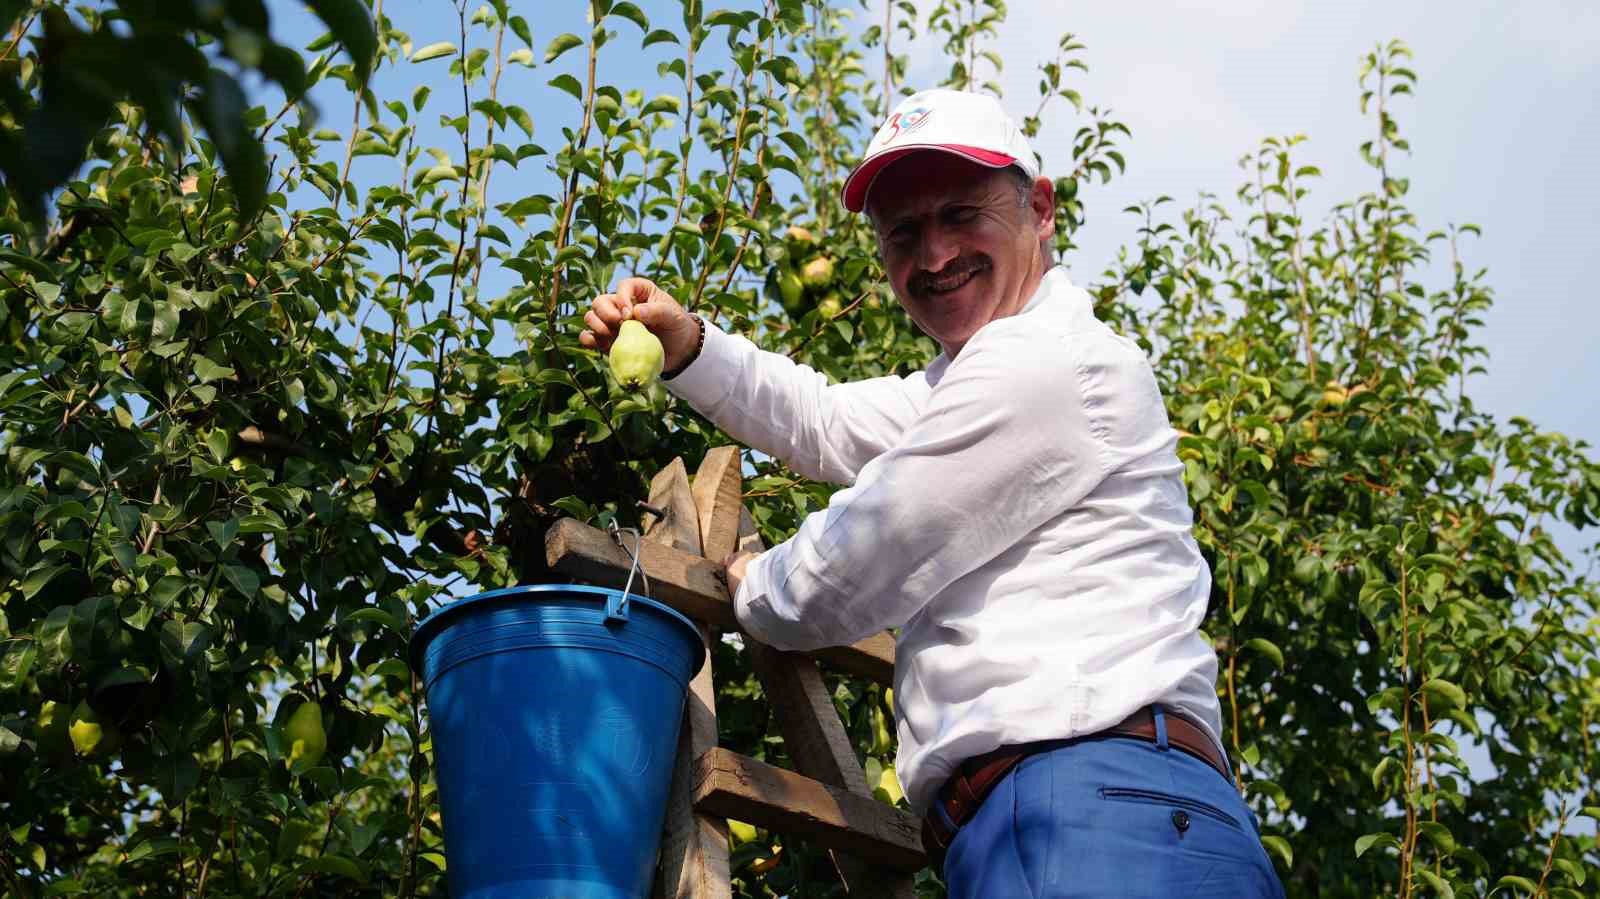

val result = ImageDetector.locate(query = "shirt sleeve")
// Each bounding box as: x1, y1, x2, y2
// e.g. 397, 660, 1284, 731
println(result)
664, 321, 930, 485
730, 323, 1162, 651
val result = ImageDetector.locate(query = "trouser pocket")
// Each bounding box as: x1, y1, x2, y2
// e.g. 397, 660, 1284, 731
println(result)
1097, 786, 1245, 831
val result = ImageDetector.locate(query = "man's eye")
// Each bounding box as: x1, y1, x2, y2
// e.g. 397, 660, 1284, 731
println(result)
888, 224, 916, 243
945, 206, 979, 223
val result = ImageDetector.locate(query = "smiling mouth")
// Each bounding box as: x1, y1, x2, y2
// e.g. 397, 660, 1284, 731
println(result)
919, 263, 988, 296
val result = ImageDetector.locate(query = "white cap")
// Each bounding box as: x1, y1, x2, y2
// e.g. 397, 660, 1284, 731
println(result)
842, 88, 1040, 213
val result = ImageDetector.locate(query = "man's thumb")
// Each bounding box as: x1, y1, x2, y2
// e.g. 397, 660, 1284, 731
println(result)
629, 300, 670, 329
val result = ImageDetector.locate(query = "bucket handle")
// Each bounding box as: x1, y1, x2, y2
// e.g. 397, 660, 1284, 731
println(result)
605, 521, 651, 625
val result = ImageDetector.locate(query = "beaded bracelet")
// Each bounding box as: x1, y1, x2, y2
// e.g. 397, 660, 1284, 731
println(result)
662, 313, 706, 380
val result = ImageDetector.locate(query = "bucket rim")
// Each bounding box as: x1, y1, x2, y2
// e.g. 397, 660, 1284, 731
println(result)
407, 584, 703, 676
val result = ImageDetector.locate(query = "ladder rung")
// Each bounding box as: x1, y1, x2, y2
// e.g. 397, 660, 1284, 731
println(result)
545, 518, 895, 683
690, 747, 926, 872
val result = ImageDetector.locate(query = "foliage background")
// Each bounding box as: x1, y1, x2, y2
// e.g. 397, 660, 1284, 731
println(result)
0, 1, 1596, 897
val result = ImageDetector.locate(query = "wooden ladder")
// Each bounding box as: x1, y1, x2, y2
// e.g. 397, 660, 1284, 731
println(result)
544, 446, 925, 897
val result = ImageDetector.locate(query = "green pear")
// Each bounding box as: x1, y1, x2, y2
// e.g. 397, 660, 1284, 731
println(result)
799, 255, 834, 288
785, 225, 815, 245
608, 320, 664, 390
817, 294, 843, 320
876, 763, 905, 805
285, 701, 328, 771
869, 702, 893, 756
777, 268, 805, 312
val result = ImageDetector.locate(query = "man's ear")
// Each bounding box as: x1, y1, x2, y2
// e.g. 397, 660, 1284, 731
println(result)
1030, 176, 1055, 240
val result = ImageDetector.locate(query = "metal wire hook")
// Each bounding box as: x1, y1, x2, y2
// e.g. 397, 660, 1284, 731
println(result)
605, 520, 651, 623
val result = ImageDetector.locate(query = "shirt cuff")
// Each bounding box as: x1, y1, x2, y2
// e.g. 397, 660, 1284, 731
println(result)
661, 319, 743, 411
732, 546, 811, 650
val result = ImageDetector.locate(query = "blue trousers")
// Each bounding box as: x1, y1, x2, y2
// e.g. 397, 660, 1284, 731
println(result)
939, 711, 1286, 898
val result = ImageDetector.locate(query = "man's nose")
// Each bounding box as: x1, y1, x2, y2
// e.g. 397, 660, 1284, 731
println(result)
914, 223, 960, 274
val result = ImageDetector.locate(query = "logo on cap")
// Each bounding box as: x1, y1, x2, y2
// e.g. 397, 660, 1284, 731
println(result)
882, 106, 932, 144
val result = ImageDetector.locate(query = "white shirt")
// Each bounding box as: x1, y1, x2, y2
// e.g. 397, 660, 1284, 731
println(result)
665, 266, 1224, 815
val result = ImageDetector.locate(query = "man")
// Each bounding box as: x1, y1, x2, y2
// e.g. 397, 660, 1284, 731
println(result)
580, 89, 1284, 897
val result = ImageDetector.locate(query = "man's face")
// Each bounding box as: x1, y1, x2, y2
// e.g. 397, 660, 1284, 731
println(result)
866, 153, 1053, 357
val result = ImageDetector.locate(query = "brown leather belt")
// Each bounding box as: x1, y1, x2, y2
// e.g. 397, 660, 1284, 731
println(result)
921, 707, 1230, 858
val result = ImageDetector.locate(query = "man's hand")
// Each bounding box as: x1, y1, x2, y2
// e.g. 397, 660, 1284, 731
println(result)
579, 277, 700, 373
722, 550, 760, 600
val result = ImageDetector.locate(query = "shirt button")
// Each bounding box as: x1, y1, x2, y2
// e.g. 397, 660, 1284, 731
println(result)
1171, 810, 1191, 832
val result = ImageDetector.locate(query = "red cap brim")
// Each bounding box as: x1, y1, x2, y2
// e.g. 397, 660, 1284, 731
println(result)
841, 144, 1018, 213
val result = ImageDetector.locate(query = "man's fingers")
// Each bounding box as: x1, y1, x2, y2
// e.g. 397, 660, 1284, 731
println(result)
583, 310, 613, 347
593, 292, 631, 323
616, 277, 658, 308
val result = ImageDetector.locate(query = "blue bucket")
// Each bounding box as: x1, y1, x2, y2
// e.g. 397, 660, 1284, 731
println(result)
409, 584, 706, 898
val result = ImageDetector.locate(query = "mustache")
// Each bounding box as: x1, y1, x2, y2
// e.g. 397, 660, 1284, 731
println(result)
909, 257, 990, 295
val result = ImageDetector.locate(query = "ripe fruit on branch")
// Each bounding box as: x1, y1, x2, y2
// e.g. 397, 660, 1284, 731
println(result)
285, 701, 328, 771
777, 268, 804, 310
799, 255, 834, 288
608, 320, 664, 390
1318, 382, 1349, 409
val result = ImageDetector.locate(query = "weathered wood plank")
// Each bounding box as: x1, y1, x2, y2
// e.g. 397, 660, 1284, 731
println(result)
547, 516, 737, 629
692, 445, 744, 563
645, 462, 731, 899
691, 748, 926, 872
644, 457, 703, 556
740, 510, 919, 895
656, 624, 731, 898
750, 645, 868, 794
545, 517, 896, 683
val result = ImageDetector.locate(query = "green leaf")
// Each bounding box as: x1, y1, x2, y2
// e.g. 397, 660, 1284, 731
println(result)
1354, 832, 1397, 858
411, 42, 457, 63
1259, 834, 1291, 869
608, 2, 649, 30
192, 70, 268, 221
206, 516, 239, 548
1415, 870, 1454, 898
1492, 875, 1538, 895
307, 0, 378, 83
223, 565, 260, 598
1419, 678, 1467, 712
642, 29, 680, 47
125, 836, 180, 863
509, 15, 533, 47
20, 565, 70, 600
345, 608, 401, 633
1416, 821, 1455, 855
194, 356, 236, 383
549, 74, 583, 101
205, 428, 231, 464
299, 856, 369, 883
544, 33, 584, 63
1552, 859, 1586, 887
1243, 637, 1283, 669
0, 250, 57, 281
641, 94, 681, 116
